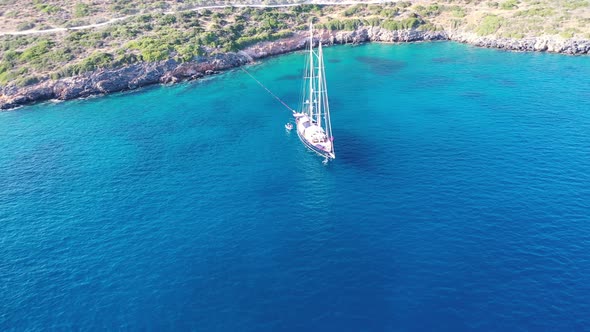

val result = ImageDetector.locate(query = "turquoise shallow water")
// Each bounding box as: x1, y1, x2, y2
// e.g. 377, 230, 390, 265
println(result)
1, 42, 590, 331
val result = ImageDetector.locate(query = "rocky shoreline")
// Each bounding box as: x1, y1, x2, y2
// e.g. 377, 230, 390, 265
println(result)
1, 28, 589, 110
447, 31, 590, 55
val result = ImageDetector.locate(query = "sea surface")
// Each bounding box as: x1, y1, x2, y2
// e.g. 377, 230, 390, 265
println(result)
1, 42, 590, 331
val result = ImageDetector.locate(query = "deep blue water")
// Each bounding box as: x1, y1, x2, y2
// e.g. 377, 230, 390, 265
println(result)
2, 42, 590, 331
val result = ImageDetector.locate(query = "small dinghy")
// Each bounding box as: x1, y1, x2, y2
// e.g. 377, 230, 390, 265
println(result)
285, 122, 293, 131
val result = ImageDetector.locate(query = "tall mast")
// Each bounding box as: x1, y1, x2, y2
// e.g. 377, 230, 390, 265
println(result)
319, 40, 333, 145
308, 22, 314, 118
317, 42, 323, 128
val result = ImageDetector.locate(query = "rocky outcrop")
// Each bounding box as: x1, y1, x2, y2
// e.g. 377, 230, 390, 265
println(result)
322, 26, 448, 44
0, 53, 250, 110
240, 27, 447, 58
447, 31, 590, 55
0, 28, 588, 110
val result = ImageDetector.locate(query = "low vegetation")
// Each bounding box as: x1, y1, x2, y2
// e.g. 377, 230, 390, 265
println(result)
476, 15, 504, 35
0, 3, 426, 87
0, 0, 589, 87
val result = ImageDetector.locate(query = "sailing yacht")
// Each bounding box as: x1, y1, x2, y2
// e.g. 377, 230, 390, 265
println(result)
293, 23, 335, 160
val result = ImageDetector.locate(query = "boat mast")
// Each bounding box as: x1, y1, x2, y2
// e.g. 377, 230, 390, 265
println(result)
316, 42, 323, 128
308, 22, 314, 119
319, 40, 333, 145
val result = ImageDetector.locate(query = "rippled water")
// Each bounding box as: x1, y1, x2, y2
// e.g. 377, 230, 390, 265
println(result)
1, 42, 590, 331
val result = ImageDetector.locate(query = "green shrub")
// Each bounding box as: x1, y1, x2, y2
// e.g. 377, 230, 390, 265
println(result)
419, 23, 439, 31
20, 40, 53, 62
380, 8, 398, 18
365, 17, 381, 27
0, 62, 10, 74
476, 15, 504, 35
564, 0, 589, 9
343, 19, 362, 30
451, 7, 466, 18
3, 50, 20, 63
16, 22, 35, 31
74, 3, 91, 17
500, 0, 519, 10
321, 19, 362, 31
382, 18, 422, 30
0, 66, 28, 86
178, 11, 196, 22
234, 31, 292, 49
343, 5, 360, 17
559, 28, 578, 39
15, 75, 39, 87
514, 7, 554, 17
381, 20, 398, 30
127, 37, 171, 61
59, 52, 114, 77
33, 0, 59, 14
174, 44, 203, 61
263, 17, 279, 30
416, 4, 441, 17
47, 49, 74, 63
160, 14, 177, 25
80, 52, 113, 70
560, 31, 574, 38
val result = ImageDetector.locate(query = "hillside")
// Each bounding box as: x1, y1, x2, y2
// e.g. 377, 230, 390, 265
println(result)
0, 0, 589, 89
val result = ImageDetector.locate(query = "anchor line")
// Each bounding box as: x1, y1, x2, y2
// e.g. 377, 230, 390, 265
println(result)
240, 66, 296, 113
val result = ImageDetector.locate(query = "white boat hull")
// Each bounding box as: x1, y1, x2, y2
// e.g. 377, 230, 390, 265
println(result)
295, 115, 335, 159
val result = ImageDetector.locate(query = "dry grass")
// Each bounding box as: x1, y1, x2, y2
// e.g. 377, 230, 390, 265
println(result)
1, 1, 588, 87
2, 0, 589, 38
419, 0, 590, 38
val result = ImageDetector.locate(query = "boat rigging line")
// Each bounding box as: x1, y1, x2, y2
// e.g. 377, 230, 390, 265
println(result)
240, 66, 296, 114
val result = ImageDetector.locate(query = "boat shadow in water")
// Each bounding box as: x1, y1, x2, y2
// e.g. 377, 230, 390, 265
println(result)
333, 130, 382, 171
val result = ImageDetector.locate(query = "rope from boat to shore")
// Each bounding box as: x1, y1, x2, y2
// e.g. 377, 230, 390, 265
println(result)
240, 66, 296, 113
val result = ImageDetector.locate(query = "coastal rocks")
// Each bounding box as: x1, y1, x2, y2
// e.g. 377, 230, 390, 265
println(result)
243, 28, 446, 58
53, 79, 86, 99
447, 31, 590, 55
1, 28, 589, 110
97, 77, 131, 93
324, 27, 447, 44
0, 53, 249, 110
158, 54, 247, 83
0, 83, 53, 109
244, 34, 308, 59
160, 74, 179, 84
